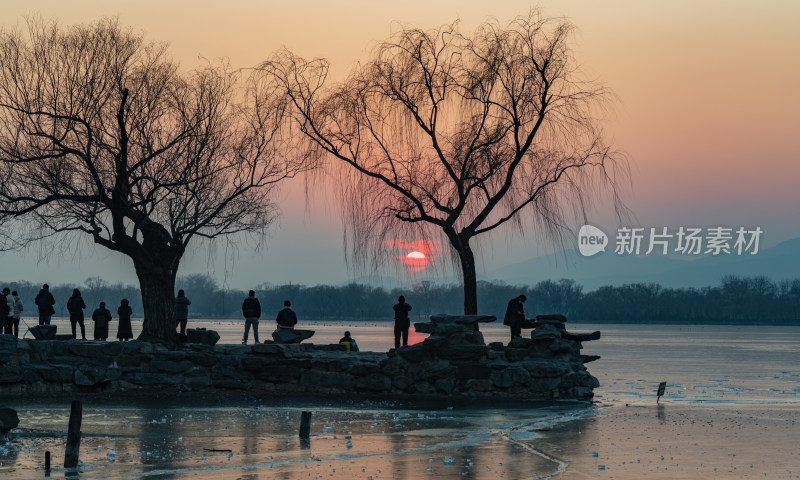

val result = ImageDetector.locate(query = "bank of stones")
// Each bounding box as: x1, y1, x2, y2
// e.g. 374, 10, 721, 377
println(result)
0, 315, 600, 401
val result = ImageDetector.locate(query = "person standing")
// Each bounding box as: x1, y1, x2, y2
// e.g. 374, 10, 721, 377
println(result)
117, 299, 134, 341
9, 290, 23, 338
174, 289, 191, 335
66, 288, 87, 340
503, 294, 527, 340
275, 300, 297, 328
35, 283, 56, 326
241, 290, 261, 344
1, 288, 11, 335
91, 301, 112, 341
393, 295, 412, 348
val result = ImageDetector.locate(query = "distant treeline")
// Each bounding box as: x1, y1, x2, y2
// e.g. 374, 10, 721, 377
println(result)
7, 274, 799, 325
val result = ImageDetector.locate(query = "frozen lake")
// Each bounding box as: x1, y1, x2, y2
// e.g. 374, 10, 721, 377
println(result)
2, 323, 799, 478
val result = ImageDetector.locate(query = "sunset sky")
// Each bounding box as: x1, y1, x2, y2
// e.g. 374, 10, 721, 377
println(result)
1, 1, 798, 289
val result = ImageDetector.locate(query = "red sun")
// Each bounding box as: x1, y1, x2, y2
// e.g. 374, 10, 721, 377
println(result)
389, 239, 439, 272
404, 250, 428, 272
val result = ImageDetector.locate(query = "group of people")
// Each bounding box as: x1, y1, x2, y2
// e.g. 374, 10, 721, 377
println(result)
66, 289, 134, 341
0, 283, 135, 341
237, 291, 298, 344
0, 283, 529, 346
0, 288, 24, 337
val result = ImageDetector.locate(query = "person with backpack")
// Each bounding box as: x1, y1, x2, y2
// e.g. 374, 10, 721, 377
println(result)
338, 331, 359, 352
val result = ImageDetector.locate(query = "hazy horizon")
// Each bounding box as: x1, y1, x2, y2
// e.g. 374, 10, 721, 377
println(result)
1, 1, 798, 290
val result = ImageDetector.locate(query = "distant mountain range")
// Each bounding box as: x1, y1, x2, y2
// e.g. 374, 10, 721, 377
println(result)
480, 237, 800, 290
344, 238, 800, 291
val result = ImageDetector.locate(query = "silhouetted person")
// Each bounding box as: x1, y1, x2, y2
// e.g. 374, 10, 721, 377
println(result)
34, 283, 56, 326
174, 289, 191, 335
339, 331, 359, 352
276, 300, 297, 328
9, 291, 23, 338
393, 295, 412, 348
242, 290, 261, 344
117, 299, 133, 341
1, 288, 11, 335
66, 288, 87, 340
92, 301, 112, 341
504, 294, 527, 340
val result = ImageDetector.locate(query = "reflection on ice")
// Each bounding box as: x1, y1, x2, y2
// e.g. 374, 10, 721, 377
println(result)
1, 399, 593, 479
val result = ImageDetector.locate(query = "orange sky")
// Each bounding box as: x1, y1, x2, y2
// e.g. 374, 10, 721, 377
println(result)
2, 1, 799, 286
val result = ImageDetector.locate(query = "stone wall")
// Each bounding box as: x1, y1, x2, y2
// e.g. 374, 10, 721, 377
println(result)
0, 315, 600, 401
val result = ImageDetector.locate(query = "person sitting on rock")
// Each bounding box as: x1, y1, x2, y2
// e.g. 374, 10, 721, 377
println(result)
339, 331, 359, 352
91, 301, 113, 341
276, 300, 297, 329
503, 294, 527, 340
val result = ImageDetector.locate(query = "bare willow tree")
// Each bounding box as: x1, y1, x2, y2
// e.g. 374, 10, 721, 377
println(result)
0, 18, 308, 341
261, 11, 626, 314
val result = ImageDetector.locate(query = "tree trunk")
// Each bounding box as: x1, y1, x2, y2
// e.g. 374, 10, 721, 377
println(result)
456, 239, 479, 315
134, 258, 180, 344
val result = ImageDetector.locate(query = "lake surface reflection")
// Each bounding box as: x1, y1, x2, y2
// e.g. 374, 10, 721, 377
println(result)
1, 323, 798, 479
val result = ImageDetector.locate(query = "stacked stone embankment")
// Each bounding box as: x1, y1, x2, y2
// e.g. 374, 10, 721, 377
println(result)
0, 315, 600, 400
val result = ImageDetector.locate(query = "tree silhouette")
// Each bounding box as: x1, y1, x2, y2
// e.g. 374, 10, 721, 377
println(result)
0, 18, 308, 342
261, 11, 626, 314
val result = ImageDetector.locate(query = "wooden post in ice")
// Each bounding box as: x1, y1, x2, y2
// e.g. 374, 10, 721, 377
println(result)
64, 400, 83, 468
299, 411, 312, 438
44, 451, 51, 472
656, 382, 667, 404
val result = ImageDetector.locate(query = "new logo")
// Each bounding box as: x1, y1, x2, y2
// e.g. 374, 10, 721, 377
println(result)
578, 225, 608, 257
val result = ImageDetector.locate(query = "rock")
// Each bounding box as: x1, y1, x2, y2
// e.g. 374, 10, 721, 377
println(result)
186, 328, 220, 346
74, 370, 94, 386
149, 360, 194, 374
396, 344, 432, 363
490, 365, 530, 388
437, 344, 489, 361
251, 343, 292, 358
0, 407, 20, 437
536, 314, 567, 323
456, 364, 492, 379
300, 370, 352, 390
352, 374, 391, 392
488, 342, 504, 351
564, 331, 602, 342
28, 325, 58, 340
271, 328, 315, 344
531, 324, 562, 341
0, 335, 18, 363
508, 337, 534, 349
434, 378, 456, 394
